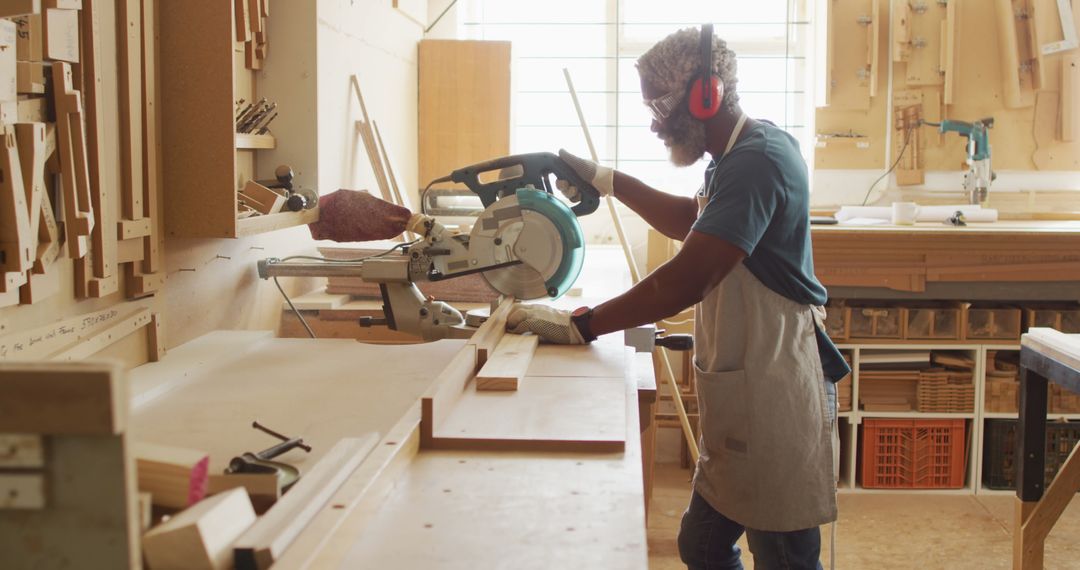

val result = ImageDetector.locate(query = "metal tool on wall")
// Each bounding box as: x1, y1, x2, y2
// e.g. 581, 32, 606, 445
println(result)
235, 97, 279, 134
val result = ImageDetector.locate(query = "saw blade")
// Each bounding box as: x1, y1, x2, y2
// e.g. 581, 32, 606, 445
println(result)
482, 262, 549, 299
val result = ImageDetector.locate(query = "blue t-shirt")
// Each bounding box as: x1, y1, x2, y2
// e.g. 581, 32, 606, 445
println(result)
691, 120, 850, 383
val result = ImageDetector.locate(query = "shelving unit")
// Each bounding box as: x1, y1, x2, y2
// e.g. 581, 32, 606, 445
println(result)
159, 0, 314, 238
832, 341, 1080, 495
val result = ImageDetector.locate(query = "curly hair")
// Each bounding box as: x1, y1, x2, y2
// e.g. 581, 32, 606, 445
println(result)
636, 26, 740, 114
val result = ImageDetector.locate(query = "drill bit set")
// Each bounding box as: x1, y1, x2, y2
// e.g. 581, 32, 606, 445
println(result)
235, 97, 279, 135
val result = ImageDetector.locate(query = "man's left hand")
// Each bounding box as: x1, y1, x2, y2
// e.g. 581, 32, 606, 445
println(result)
506, 305, 587, 345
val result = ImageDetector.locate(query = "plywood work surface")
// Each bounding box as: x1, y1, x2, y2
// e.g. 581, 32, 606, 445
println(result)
436, 375, 626, 450
328, 365, 647, 570
129, 331, 465, 472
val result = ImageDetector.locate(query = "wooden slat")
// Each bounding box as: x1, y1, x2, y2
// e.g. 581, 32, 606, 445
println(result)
466, 297, 514, 366
48, 308, 152, 361
233, 436, 378, 570
419, 346, 477, 448
50, 62, 93, 258
80, 0, 119, 296
475, 333, 537, 391
0, 361, 125, 435
0, 126, 32, 275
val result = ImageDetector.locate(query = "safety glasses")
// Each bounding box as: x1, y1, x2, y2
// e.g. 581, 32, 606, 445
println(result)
643, 87, 684, 122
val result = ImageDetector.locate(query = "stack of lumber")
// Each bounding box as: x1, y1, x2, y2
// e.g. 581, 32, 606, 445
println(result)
1050, 384, 1080, 414
915, 369, 974, 413
985, 350, 1019, 413
318, 246, 500, 302
859, 370, 919, 411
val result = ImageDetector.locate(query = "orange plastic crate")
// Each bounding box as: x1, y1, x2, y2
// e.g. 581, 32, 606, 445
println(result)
861, 419, 968, 489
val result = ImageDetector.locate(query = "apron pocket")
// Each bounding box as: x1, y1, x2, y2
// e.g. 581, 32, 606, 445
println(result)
694, 363, 751, 459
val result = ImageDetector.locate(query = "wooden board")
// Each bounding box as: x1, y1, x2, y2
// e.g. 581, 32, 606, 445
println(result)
233, 436, 378, 570
0, 361, 125, 435
135, 441, 210, 509
475, 333, 538, 391
320, 365, 647, 570
42, 7, 78, 63
142, 487, 256, 570
130, 332, 465, 472
824, 0, 874, 111
432, 375, 626, 452
0, 361, 141, 569
418, 40, 510, 189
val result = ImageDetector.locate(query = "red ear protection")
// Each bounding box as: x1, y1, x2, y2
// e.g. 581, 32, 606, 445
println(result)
688, 23, 722, 120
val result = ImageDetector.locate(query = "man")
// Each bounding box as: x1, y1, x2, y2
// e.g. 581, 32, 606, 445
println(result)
505, 26, 850, 570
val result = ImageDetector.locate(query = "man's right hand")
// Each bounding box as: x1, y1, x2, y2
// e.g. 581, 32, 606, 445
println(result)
556, 149, 615, 202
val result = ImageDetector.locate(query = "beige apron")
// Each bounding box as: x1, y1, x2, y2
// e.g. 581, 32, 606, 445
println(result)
690, 122, 837, 532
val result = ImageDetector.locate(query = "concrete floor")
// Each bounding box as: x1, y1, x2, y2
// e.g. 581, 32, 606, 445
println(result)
647, 462, 1080, 569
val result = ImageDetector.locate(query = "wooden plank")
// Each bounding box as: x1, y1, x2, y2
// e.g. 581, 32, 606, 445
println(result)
0, 127, 33, 275
80, 0, 118, 297
1021, 434, 1080, 545
372, 121, 410, 210
1062, 53, 1078, 142
0, 21, 14, 103
0, 0, 42, 18
0, 434, 44, 467
50, 62, 93, 257
0, 302, 152, 360
118, 217, 151, 239
419, 346, 477, 449
431, 375, 627, 453
135, 441, 210, 510
466, 297, 514, 366
1014, 498, 1043, 569
418, 40, 511, 189
234, 0, 250, 42
118, 0, 144, 223
48, 308, 152, 361
148, 312, 165, 362
233, 436, 378, 570
273, 407, 422, 568
13, 14, 43, 62
0, 473, 45, 509
997, 0, 1037, 108
0, 360, 125, 435
14, 123, 45, 253
41, 7, 78, 62
475, 333, 537, 391
135, 0, 162, 282
143, 487, 256, 570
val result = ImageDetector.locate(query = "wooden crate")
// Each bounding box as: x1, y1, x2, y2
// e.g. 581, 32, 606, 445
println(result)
962, 304, 1022, 341
905, 303, 962, 340
1049, 384, 1080, 414
916, 371, 974, 413
1025, 304, 1080, 334
849, 305, 904, 340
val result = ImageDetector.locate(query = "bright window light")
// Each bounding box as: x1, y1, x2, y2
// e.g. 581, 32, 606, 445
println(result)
459, 1, 814, 198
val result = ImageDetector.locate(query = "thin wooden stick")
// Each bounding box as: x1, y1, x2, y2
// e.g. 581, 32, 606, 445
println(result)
562, 68, 699, 463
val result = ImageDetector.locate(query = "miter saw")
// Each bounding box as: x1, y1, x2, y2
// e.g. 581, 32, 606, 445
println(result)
257, 152, 600, 341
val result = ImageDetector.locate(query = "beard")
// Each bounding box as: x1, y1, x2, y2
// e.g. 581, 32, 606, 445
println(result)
659, 110, 707, 167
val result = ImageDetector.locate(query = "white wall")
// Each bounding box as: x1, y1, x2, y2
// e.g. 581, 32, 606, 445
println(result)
316, 0, 424, 204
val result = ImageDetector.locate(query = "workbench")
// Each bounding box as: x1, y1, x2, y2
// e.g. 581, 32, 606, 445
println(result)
811, 221, 1080, 299
128, 327, 651, 568
1013, 329, 1080, 569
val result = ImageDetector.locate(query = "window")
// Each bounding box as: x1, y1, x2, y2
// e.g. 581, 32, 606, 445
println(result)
458, 0, 813, 201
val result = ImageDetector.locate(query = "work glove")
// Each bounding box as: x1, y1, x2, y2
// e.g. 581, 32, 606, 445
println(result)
308, 189, 412, 243
555, 148, 614, 202
506, 304, 587, 345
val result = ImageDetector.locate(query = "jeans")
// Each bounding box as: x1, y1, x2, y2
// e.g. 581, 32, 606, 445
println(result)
678, 491, 824, 570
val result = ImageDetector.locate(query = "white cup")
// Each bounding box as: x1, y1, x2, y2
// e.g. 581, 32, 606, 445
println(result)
891, 202, 919, 225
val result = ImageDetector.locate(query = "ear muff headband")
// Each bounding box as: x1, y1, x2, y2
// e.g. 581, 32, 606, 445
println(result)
688, 23, 723, 120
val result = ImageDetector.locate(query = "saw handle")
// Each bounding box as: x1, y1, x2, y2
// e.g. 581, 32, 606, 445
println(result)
449, 152, 600, 216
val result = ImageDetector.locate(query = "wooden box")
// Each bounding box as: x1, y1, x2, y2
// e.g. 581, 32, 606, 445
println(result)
905, 303, 962, 340
159, 0, 314, 238
963, 304, 1022, 341
848, 305, 904, 340
984, 350, 1020, 414
1025, 304, 1080, 334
